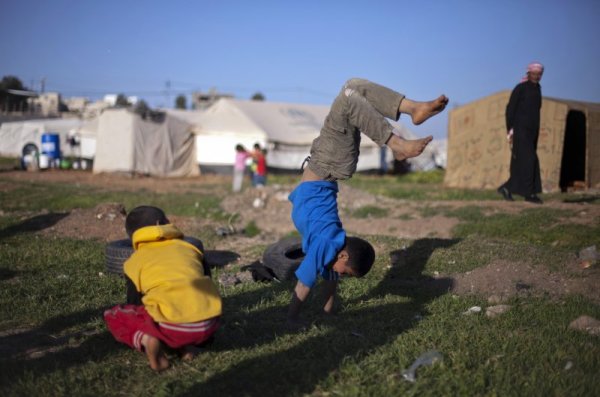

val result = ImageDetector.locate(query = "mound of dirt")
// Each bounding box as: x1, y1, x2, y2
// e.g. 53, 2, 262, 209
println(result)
39, 205, 128, 242
220, 183, 459, 239
448, 259, 600, 304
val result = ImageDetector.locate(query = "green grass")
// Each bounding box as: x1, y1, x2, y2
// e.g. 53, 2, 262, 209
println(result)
418, 204, 453, 218
0, 156, 20, 170
348, 205, 389, 219
243, 220, 261, 237
449, 206, 600, 251
0, 177, 231, 220
1, 173, 599, 396
396, 168, 445, 184
347, 173, 501, 201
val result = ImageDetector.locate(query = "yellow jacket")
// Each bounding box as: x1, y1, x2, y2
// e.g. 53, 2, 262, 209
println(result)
124, 224, 222, 323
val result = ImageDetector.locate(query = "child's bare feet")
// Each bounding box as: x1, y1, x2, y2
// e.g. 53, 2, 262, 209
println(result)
141, 334, 170, 372
401, 95, 449, 125
387, 134, 433, 161
180, 345, 202, 361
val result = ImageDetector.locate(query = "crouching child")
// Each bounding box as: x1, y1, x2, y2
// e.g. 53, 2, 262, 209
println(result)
104, 206, 221, 372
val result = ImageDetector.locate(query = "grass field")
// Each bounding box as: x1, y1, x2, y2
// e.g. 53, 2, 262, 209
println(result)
0, 170, 599, 397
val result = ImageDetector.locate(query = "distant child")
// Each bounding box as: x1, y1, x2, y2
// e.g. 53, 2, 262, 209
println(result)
233, 144, 249, 192
287, 78, 448, 327
251, 143, 267, 187
104, 206, 222, 372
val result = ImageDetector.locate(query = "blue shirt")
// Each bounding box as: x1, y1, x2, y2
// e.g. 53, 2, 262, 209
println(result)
289, 181, 346, 288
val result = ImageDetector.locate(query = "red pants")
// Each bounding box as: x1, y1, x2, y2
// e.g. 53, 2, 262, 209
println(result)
104, 304, 219, 352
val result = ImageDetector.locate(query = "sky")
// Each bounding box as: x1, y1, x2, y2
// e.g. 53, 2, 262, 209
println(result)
1, 0, 599, 139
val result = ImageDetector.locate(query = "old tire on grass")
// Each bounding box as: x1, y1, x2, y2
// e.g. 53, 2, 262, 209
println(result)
105, 239, 133, 275
262, 236, 305, 281
105, 237, 208, 276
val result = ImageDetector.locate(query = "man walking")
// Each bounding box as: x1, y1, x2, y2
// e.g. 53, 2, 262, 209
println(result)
498, 62, 544, 204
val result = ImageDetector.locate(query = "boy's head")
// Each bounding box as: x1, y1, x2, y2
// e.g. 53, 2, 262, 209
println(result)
125, 206, 170, 238
235, 144, 245, 152
331, 237, 375, 277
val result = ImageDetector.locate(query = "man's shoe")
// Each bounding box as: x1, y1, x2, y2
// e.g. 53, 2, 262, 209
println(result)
525, 195, 543, 204
497, 186, 514, 201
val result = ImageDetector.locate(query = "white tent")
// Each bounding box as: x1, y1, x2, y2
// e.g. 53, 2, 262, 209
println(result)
169, 98, 420, 172
408, 138, 447, 171
75, 117, 100, 159
92, 109, 199, 177
168, 104, 267, 172
0, 118, 85, 158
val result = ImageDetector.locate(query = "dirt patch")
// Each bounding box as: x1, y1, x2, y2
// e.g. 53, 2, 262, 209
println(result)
0, 169, 229, 194
448, 259, 600, 304
219, 183, 460, 239
37, 205, 128, 242
35, 205, 218, 244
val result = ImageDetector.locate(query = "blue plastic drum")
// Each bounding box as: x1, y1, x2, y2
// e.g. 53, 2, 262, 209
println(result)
41, 133, 61, 160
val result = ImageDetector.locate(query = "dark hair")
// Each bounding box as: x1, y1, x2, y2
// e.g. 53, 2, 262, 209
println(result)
253, 143, 261, 150
344, 237, 375, 277
235, 144, 245, 152
125, 206, 169, 238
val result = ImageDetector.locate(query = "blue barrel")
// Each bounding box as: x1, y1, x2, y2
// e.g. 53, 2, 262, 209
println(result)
41, 133, 61, 159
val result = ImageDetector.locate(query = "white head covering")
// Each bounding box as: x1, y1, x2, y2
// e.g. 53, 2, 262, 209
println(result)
522, 62, 544, 82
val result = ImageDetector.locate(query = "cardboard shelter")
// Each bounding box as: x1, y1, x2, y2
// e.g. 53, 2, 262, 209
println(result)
444, 91, 600, 192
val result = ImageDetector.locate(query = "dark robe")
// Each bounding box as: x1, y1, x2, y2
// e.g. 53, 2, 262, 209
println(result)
502, 80, 542, 197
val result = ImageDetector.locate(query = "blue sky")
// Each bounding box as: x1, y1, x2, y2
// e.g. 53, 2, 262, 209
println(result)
1, 0, 598, 139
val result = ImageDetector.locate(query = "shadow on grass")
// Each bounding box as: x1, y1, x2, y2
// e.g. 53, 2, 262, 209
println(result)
182, 238, 458, 396
364, 238, 460, 300
0, 212, 69, 240
0, 267, 18, 281
0, 307, 116, 388
204, 250, 241, 268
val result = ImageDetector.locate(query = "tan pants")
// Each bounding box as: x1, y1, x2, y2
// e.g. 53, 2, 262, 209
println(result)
308, 78, 405, 181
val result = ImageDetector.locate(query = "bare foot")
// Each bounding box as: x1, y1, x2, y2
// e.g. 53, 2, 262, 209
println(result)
387, 134, 433, 161
180, 345, 202, 361
406, 95, 449, 125
141, 334, 170, 372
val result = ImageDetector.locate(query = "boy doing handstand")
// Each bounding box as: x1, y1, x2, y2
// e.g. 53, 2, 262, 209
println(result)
288, 78, 448, 327
104, 206, 222, 371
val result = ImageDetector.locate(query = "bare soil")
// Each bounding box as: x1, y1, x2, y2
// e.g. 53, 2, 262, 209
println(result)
2, 169, 599, 304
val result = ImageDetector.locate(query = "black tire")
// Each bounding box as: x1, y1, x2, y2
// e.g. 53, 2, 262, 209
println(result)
105, 239, 132, 275
262, 236, 305, 281
105, 236, 207, 276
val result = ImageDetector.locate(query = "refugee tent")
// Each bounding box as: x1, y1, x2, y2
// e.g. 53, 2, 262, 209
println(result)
169, 98, 420, 173
168, 104, 267, 173
92, 109, 199, 177
444, 91, 600, 192
0, 118, 85, 158
75, 117, 99, 159
409, 138, 447, 171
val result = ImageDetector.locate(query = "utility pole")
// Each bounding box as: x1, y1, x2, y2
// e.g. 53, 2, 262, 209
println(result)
165, 80, 171, 109
41, 77, 46, 93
